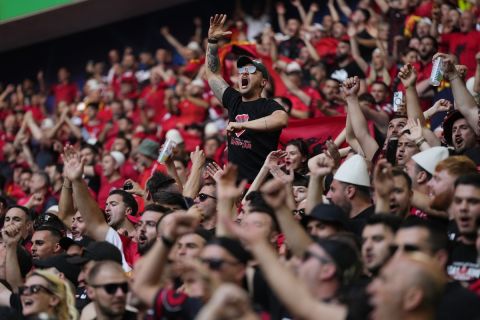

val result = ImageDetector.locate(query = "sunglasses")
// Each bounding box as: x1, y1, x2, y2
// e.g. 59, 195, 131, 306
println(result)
302, 250, 332, 264
197, 193, 217, 202
389, 244, 420, 254
19, 284, 53, 296
238, 65, 257, 74
91, 282, 129, 295
200, 258, 239, 271
293, 208, 306, 218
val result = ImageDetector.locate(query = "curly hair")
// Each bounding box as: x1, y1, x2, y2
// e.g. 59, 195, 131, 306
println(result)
28, 269, 78, 320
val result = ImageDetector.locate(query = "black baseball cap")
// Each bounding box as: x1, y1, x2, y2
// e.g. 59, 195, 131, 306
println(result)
59, 236, 92, 251
66, 241, 122, 265
442, 110, 464, 146
207, 237, 251, 264
34, 253, 81, 286
237, 56, 269, 80
302, 203, 349, 230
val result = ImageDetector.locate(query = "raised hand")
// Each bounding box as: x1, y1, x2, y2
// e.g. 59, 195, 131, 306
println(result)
325, 139, 341, 169
205, 162, 224, 183
62, 145, 85, 182
264, 150, 287, 170
291, 0, 302, 8
226, 121, 244, 133
269, 165, 294, 184
260, 178, 287, 210
341, 76, 360, 98
308, 152, 335, 177
1, 225, 22, 247
309, 2, 319, 12
25, 192, 44, 209
161, 212, 201, 241
398, 63, 417, 88
432, 53, 458, 80
373, 159, 394, 199
190, 146, 206, 168
123, 179, 145, 197
216, 164, 247, 200
193, 16, 202, 28
402, 118, 423, 142
160, 26, 170, 36
276, 2, 286, 15
431, 99, 452, 114
208, 14, 232, 41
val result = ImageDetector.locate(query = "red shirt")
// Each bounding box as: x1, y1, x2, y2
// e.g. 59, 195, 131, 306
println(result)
314, 37, 338, 59
120, 234, 139, 267
120, 160, 139, 181
441, 31, 480, 78
140, 84, 167, 119
51, 82, 77, 105
177, 99, 207, 127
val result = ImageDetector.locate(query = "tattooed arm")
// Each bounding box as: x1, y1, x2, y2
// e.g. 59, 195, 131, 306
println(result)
206, 42, 229, 101
205, 14, 232, 101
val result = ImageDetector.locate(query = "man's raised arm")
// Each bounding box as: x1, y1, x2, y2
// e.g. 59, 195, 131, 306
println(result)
63, 145, 110, 241
205, 14, 231, 102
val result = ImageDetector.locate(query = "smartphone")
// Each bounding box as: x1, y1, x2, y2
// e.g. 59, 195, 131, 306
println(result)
385, 137, 398, 166
123, 181, 133, 190
393, 91, 403, 112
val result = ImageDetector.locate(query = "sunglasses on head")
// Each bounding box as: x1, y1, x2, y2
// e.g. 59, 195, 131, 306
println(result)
197, 193, 217, 202
91, 282, 129, 295
238, 65, 257, 74
389, 244, 420, 254
293, 208, 306, 218
19, 284, 53, 296
200, 258, 238, 271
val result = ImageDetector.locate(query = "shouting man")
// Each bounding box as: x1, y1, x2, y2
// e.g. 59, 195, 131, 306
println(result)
205, 14, 288, 182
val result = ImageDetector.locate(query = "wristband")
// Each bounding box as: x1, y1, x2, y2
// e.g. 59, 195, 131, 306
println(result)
207, 38, 219, 44
161, 235, 175, 248
415, 137, 426, 148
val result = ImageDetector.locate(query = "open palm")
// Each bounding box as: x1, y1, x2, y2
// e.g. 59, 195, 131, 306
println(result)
208, 14, 232, 40
62, 145, 85, 181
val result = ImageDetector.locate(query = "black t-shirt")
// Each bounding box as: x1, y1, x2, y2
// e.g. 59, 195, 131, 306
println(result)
447, 241, 479, 284
329, 61, 366, 82
356, 29, 375, 61
222, 87, 285, 182
349, 206, 375, 236
437, 281, 480, 320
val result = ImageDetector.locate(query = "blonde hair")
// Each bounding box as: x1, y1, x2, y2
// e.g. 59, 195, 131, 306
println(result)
29, 269, 79, 320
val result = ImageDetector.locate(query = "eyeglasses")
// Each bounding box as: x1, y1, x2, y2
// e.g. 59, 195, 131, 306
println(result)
238, 65, 257, 74
200, 258, 239, 270
91, 282, 129, 295
302, 250, 332, 264
19, 284, 53, 296
197, 193, 217, 202
389, 244, 420, 254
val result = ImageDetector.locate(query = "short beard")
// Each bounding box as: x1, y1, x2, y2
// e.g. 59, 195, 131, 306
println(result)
138, 239, 155, 255
430, 190, 453, 211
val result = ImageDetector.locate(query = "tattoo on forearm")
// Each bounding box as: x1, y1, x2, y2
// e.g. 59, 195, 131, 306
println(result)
209, 78, 228, 101
207, 44, 220, 73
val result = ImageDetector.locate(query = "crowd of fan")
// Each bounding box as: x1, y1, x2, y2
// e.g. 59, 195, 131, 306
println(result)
0, 0, 480, 319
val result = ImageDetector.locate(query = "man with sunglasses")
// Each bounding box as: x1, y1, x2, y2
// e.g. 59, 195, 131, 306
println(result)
87, 260, 136, 320
194, 184, 217, 232
393, 217, 480, 320
205, 14, 288, 182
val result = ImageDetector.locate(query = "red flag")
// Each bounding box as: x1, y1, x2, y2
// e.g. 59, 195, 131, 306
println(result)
279, 116, 346, 154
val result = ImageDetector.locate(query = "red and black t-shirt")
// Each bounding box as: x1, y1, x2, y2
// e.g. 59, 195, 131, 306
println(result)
222, 87, 286, 182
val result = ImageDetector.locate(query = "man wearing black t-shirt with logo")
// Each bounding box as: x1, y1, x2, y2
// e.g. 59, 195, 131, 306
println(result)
205, 14, 288, 182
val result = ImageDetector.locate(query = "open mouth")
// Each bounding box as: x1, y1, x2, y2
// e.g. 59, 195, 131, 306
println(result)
105, 212, 112, 224
23, 299, 34, 307
241, 77, 249, 89
455, 137, 463, 145
138, 233, 147, 244
389, 203, 399, 211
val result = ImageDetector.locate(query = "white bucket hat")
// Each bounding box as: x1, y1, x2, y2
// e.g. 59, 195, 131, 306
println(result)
334, 154, 371, 187
110, 151, 126, 169
411, 146, 449, 175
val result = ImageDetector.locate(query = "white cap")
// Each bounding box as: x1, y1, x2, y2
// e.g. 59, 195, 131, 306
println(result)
166, 129, 184, 144
86, 79, 101, 91
334, 154, 371, 187
205, 122, 219, 137
311, 23, 325, 31
191, 79, 205, 88
411, 146, 449, 175
286, 61, 302, 73
46, 205, 59, 214
187, 41, 201, 52
110, 151, 126, 169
